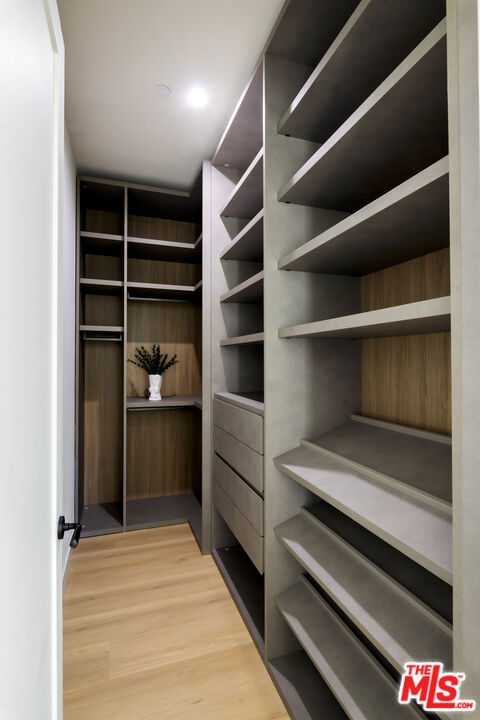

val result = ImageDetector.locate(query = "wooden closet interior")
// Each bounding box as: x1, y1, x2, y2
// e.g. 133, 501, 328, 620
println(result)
76, 175, 203, 542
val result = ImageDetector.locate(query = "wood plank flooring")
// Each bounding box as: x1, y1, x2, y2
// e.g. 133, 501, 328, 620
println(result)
63, 524, 288, 719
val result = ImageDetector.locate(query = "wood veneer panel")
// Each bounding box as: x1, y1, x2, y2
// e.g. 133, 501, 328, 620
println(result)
83, 342, 123, 505
84, 295, 123, 326
361, 247, 450, 310
127, 301, 201, 398
84, 254, 123, 282
362, 333, 451, 434
128, 214, 198, 243
361, 249, 451, 434
126, 410, 200, 499
84, 209, 123, 235
127, 257, 200, 285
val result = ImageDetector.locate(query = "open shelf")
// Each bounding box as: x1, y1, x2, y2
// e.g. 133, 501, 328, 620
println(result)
214, 391, 264, 417
80, 230, 124, 256
276, 577, 423, 720
213, 61, 263, 171
127, 280, 202, 302
220, 270, 264, 304
220, 209, 264, 262
276, 508, 452, 672
212, 545, 265, 652
80, 278, 124, 296
125, 493, 201, 544
220, 148, 263, 219
220, 332, 264, 347
274, 443, 452, 583
303, 414, 451, 512
127, 236, 201, 263
279, 296, 451, 339
80, 325, 124, 334
269, 651, 347, 720
81, 502, 123, 537
278, 21, 447, 211
127, 395, 202, 410
278, 0, 446, 143
279, 158, 449, 275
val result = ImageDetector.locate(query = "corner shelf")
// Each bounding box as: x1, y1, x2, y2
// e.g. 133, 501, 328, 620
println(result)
220, 270, 264, 304
279, 296, 451, 340
127, 395, 202, 410
80, 230, 124, 255
220, 209, 264, 262
276, 578, 424, 720
79, 278, 124, 296
81, 502, 123, 537
220, 332, 264, 347
127, 236, 201, 263
126, 493, 202, 547
278, 0, 446, 143
214, 391, 264, 417
220, 148, 263, 219
274, 443, 452, 583
127, 280, 202, 302
278, 21, 447, 211
275, 508, 452, 673
278, 158, 449, 275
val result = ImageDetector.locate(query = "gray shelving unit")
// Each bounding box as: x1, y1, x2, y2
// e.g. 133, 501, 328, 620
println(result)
201, 0, 480, 715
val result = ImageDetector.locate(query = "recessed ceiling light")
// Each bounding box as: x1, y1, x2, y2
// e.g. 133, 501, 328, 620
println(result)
187, 87, 208, 109
224, 163, 230, 168
155, 84, 171, 98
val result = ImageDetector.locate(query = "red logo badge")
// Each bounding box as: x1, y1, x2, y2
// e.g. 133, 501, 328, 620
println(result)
399, 663, 476, 712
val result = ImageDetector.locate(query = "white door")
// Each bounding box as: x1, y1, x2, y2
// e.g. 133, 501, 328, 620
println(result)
0, 1, 65, 718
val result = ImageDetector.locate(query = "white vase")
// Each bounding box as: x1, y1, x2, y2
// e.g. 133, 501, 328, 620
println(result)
148, 374, 162, 401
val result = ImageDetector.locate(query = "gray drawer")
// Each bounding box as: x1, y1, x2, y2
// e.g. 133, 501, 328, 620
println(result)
213, 481, 263, 573
213, 425, 263, 494
213, 399, 263, 454
213, 454, 263, 535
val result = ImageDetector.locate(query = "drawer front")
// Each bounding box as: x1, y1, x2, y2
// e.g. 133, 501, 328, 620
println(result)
213, 425, 263, 494
213, 399, 263, 453
213, 454, 263, 535
213, 481, 263, 574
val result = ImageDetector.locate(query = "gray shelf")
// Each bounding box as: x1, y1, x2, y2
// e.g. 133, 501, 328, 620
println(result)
79, 278, 124, 296
278, 21, 447, 211
214, 391, 264, 417
127, 280, 201, 302
80, 230, 124, 256
274, 443, 452, 583
276, 578, 424, 720
126, 493, 201, 548
279, 296, 451, 340
220, 209, 264, 262
220, 332, 264, 347
81, 502, 123, 537
80, 324, 124, 333
269, 651, 347, 720
278, 158, 449, 275
213, 61, 263, 171
127, 236, 201, 263
278, 0, 446, 143
275, 508, 452, 673
220, 270, 264, 304
220, 148, 263, 220
127, 395, 201, 410
304, 414, 451, 513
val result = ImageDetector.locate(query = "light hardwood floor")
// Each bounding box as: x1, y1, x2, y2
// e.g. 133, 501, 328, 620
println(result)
63, 524, 288, 719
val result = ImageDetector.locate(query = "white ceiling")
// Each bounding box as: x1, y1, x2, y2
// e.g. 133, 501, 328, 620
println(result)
59, 0, 285, 190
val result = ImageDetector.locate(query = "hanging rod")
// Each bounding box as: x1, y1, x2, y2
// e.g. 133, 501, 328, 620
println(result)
127, 292, 189, 303
82, 333, 123, 342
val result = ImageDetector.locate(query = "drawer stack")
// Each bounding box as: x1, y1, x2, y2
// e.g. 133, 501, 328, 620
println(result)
212, 395, 264, 573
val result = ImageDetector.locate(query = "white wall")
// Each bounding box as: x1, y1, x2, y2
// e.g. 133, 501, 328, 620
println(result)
61, 130, 76, 581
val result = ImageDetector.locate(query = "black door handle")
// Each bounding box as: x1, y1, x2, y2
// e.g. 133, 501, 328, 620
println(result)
58, 516, 83, 549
